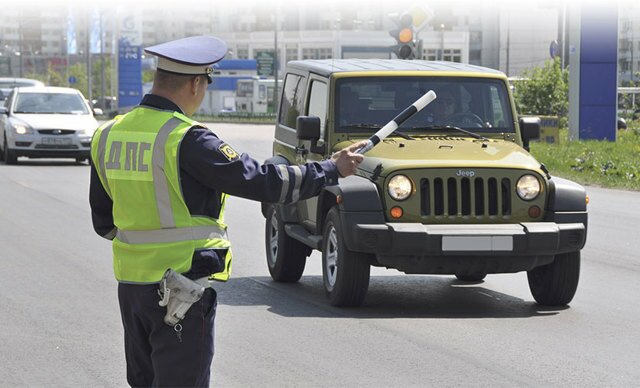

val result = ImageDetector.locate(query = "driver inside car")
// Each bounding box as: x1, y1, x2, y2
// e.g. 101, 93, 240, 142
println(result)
430, 85, 484, 128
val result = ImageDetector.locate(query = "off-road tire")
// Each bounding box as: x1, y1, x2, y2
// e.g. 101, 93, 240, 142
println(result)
264, 206, 308, 282
527, 251, 580, 306
322, 206, 371, 307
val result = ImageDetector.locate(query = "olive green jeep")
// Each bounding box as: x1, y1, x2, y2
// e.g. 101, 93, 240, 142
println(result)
262, 59, 587, 307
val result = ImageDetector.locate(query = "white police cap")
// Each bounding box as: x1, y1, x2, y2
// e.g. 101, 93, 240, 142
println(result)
144, 36, 227, 78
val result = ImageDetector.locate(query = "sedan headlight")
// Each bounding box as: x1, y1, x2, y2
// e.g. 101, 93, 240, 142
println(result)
13, 122, 33, 135
516, 174, 541, 200
79, 128, 95, 136
388, 174, 413, 201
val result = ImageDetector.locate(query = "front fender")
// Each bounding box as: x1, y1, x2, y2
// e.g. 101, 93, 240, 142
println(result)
544, 176, 588, 230
317, 175, 386, 250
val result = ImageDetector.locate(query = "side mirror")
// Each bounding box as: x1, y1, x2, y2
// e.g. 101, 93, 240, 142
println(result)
93, 108, 104, 116
519, 116, 541, 152
296, 115, 325, 154
0, 106, 8, 115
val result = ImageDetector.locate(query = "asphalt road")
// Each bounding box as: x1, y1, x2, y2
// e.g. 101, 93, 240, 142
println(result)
0, 123, 638, 387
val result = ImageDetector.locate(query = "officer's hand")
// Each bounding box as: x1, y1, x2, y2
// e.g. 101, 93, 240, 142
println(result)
331, 141, 367, 178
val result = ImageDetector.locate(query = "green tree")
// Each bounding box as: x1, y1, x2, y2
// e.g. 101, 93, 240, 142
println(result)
26, 56, 115, 101
513, 58, 569, 127
143, 69, 155, 83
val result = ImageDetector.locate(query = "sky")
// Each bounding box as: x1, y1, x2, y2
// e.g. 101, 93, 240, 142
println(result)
0, 0, 632, 12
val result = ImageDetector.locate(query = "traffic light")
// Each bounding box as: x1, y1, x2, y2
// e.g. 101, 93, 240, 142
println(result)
389, 13, 417, 60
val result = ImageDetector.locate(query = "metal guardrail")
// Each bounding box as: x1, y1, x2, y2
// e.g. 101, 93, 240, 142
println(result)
194, 112, 277, 123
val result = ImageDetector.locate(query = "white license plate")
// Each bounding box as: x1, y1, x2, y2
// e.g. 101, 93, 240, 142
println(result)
442, 236, 513, 251
41, 137, 72, 145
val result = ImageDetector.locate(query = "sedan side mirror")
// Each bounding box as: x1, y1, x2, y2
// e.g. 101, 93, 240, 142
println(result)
0, 106, 8, 115
296, 115, 325, 154
93, 108, 104, 116
519, 116, 541, 152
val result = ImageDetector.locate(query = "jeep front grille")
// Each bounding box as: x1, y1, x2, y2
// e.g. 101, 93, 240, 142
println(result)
420, 177, 512, 217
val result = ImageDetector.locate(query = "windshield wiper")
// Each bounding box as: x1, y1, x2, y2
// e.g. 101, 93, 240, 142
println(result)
410, 125, 488, 142
343, 123, 415, 140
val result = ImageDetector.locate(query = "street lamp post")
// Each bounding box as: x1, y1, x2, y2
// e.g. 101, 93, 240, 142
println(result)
273, 6, 280, 112
335, 18, 341, 59
440, 24, 445, 61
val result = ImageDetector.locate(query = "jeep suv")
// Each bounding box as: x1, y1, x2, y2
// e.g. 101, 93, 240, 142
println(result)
262, 59, 587, 307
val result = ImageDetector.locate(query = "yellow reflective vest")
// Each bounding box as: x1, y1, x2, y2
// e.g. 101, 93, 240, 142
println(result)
91, 107, 232, 284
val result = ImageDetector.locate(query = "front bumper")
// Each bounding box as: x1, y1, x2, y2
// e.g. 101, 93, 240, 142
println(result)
347, 220, 586, 274
8, 134, 91, 159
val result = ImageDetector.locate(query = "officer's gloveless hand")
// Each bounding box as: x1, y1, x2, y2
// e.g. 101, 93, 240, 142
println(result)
331, 141, 367, 178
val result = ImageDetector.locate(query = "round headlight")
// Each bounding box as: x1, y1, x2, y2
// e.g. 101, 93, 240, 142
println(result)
14, 123, 31, 135
388, 175, 413, 201
516, 174, 541, 200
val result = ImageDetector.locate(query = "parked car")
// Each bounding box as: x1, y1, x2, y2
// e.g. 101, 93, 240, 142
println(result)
0, 77, 45, 104
91, 96, 117, 115
262, 59, 588, 307
0, 86, 99, 164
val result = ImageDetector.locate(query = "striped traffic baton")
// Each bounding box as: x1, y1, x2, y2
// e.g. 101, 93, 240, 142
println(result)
355, 90, 437, 154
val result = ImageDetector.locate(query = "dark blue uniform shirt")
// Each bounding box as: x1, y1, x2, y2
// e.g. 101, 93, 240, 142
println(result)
89, 94, 339, 278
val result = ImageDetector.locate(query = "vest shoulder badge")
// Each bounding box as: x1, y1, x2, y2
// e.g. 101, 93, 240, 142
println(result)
218, 143, 240, 162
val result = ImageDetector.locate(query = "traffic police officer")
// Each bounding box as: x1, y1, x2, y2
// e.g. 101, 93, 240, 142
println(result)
89, 35, 365, 387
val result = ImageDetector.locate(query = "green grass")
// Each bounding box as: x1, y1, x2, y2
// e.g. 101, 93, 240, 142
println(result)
530, 124, 640, 191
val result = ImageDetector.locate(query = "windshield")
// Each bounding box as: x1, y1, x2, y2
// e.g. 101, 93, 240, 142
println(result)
13, 92, 90, 114
335, 77, 515, 134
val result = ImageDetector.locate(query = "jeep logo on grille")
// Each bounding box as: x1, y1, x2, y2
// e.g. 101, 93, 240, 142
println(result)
456, 169, 475, 177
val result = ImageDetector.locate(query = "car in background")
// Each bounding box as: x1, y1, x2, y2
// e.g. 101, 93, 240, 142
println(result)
0, 86, 99, 164
0, 77, 45, 104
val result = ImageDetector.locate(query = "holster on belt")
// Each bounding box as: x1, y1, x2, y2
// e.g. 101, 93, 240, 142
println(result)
158, 268, 209, 326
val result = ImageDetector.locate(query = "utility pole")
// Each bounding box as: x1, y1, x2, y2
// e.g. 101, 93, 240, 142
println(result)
100, 10, 106, 110
440, 24, 445, 60
506, 13, 510, 76
86, 10, 92, 103
18, 17, 23, 78
273, 6, 279, 113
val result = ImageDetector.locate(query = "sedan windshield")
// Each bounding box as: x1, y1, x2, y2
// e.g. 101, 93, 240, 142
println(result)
335, 77, 515, 134
13, 92, 90, 114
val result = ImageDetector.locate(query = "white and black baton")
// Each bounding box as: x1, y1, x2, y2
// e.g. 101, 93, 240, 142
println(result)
355, 90, 437, 154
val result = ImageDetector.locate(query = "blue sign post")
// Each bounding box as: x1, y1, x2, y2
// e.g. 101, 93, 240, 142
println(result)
118, 38, 143, 109
568, 3, 618, 141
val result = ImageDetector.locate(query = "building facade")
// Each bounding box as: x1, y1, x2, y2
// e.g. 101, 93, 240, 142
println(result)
1, 1, 637, 103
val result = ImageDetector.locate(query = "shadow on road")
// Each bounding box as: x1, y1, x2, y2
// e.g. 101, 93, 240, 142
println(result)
218, 275, 567, 319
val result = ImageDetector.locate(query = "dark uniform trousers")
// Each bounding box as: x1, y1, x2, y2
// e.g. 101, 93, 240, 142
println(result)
118, 283, 217, 387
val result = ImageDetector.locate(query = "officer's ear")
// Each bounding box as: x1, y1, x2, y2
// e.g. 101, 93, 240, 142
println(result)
190, 76, 202, 95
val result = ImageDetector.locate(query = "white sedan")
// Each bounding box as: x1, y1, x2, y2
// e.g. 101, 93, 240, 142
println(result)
0, 86, 100, 164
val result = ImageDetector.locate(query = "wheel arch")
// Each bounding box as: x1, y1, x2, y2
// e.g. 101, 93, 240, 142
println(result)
316, 175, 386, 242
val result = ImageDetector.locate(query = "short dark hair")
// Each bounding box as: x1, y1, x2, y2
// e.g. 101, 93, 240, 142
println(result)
153, 69, 195, 91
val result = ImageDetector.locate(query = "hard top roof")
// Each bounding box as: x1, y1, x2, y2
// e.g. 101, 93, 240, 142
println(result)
286, 59, 505, 77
